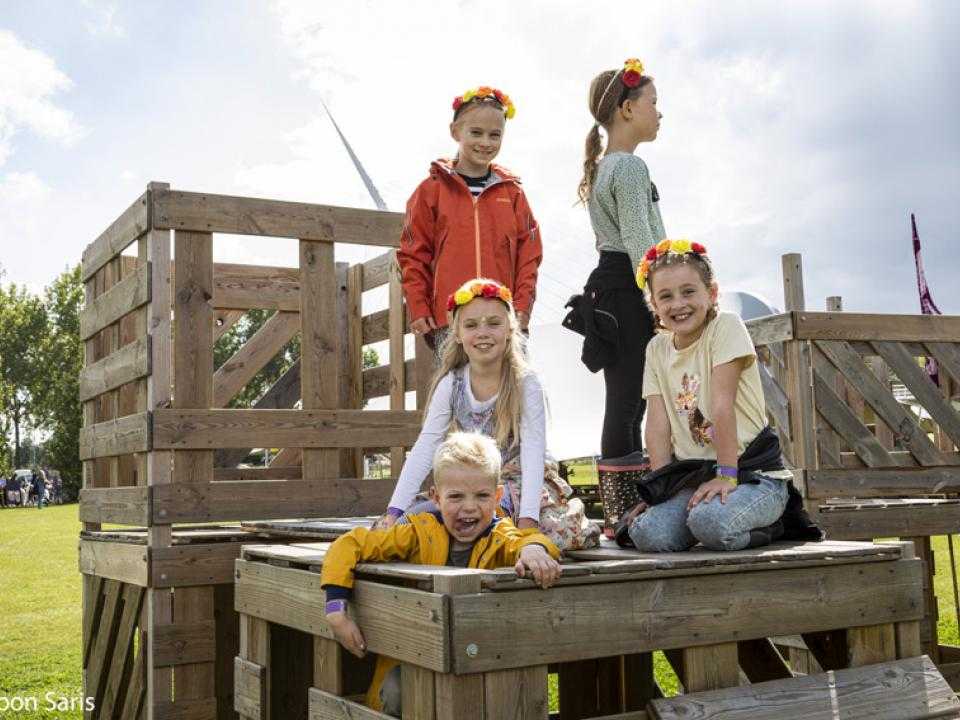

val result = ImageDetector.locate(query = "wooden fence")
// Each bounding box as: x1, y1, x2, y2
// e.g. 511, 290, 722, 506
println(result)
78, 182, 432, 719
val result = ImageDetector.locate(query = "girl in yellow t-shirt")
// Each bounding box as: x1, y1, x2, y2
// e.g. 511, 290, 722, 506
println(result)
627, 240, 795, 552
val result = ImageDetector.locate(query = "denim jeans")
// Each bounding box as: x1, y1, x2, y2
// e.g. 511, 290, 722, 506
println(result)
628, 475, 789, 552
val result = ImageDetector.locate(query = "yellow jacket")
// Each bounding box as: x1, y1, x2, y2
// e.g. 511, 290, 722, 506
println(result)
320, 512, 560, 710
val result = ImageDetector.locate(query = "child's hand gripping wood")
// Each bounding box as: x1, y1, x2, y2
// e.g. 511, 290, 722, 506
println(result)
515, 544, 561, 588
326, 608, 367, 658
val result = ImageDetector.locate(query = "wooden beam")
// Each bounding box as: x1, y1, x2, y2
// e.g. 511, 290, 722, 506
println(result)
745, 312, 794, 346
153, 621, 216, 666
82, 190, 149, 281
361, 250, 395, 291
79, 486, 150, 525
79, 337, 151, 402
79, 539, 148, 585
346, 264, 364, 479
153, 189, 404, 246
79, 262, 151, 340
812, 371, 898, 468
681, 642, 739, 693
153, 408, 421, 449
151, 478, 395, 523
213, 311, 299, 407
234, 658, 266, 720
807, 467, 960, 499
795, 311, 960, 342
308, 688, 394, 720
389, 257, 406, 475
152, 541, 249, 587
212, 262, 300, 311
781, 254, 817, 470
817, 501, 960, 540
362, 360, 416, 401
79, 412, 151, 460
214, 308, 245, 341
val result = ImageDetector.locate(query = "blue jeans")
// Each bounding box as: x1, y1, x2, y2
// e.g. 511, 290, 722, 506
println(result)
628, 475, 789, 552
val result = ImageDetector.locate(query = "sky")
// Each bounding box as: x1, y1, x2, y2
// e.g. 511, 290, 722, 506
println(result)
1, 1, 958, 456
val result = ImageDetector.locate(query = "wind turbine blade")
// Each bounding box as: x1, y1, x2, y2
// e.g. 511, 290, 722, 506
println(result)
321, 98, 389, 211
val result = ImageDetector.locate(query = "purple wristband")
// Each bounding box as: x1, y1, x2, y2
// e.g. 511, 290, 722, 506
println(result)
717, 465, 738, 478
325, 599, 347, 615
386, 507, 404, 519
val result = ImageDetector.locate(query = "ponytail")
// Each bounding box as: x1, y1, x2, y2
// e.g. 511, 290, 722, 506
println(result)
578, 123, 604, 205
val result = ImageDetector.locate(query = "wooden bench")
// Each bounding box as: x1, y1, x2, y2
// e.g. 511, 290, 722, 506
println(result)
232, 526, 924, 720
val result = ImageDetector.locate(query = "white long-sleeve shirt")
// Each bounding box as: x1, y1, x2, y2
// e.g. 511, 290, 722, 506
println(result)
387, 365, 547, 521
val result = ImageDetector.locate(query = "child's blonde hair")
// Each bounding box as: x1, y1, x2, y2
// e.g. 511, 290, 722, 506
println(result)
644, 252, 719, 328
426, 279, 529, 450
433, 431, 501, 487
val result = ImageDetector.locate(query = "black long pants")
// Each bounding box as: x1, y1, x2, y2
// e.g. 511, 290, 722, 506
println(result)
589, 252, 656, 459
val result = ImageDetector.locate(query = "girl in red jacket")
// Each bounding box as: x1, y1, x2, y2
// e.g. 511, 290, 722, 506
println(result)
397, 86, 542, 349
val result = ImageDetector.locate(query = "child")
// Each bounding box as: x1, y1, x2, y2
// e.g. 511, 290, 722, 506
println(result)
322, 431, 561, 716
577, 59, 664, 533
397, 86, 542, 350
624, 240, 821, 552
377, 278, 600, 552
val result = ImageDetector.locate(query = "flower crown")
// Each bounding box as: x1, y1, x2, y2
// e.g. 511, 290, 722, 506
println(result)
636, 239, 708, 289
621, 58, 645, 88
447, 279, 513, 312
452, 86, 516, 120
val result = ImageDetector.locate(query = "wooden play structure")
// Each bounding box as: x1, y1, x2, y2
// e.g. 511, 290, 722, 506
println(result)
78, 186, 960, 719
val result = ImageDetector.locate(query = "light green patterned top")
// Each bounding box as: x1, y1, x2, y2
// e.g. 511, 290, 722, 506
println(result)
589, 152, 666, 273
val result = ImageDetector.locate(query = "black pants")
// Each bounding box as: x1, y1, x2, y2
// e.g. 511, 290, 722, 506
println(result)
588, 252, 656, 458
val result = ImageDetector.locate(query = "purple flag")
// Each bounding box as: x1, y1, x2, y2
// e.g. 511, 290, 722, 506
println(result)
912, 214, 941, 383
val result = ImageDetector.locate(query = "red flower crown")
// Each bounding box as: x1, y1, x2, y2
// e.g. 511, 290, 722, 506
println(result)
447, 279, 513, 312
452, 86, 516, 119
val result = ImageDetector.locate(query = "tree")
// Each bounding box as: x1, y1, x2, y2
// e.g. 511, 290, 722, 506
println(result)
0, 282, 48, 468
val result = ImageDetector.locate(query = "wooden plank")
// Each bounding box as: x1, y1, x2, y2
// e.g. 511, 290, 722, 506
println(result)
79, 540, 148, 586
153, 698, 217, 720
745, 312, 794, 346
401, 663, 435, 719
308, 688, 394, 720
737, 639, 793, 683
484, 665, 548, 720
817, 500, 960, 540
896, 621, 923, 659
757, 363, 791, 443
816, 339, 947, 466
807, 467, 960, 499
812, 371, 897, 468
448, 558, 922, 673
213, 311, 299, 407
83, 191, 149, 281
795, 311, 960, 342
153, 621, 216, 666
152, 479, 394, 523
234, 658, 265, 720
174, 587, 216, 703
313, 636, 343, 695
214, 309, 245, 341
362, 360, 416, 401
80, 262, 151, 340
874, 339, 960, 447
153, 190, 404, 245
238, 614, 269, 720
87, 580, 124, 713
927, 342, 960, 388
214, 465, 300, 481
119, 638, 146, 720
79, 411, 151, 460
435, 674, 484, 720
362, 307, 410, 346
361, 250, 395, 291
388, 257, 406, 475
649, 655, 959, 720
346, 264, 364, 479
681, 643, 739, 693
146, 586, 174, 720
213, 274, 300, 311
153, 408, 421, 449
79, 337, 151, 402
174, 229, 215, 488
846, 623, 896, 667
781, 255, 816, 469
301, 239, 341, 479
234, 559, 449, 672
79, 486, 150, 525
99, 584, 145, 720
82, 574, 104, 668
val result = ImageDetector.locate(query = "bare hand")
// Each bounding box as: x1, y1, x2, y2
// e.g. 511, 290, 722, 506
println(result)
410, 316, 437, 335
516, 311, 530, 331
516, 544, 561, 589
372, 512, 399, 530
326, 611, 366, 658
687, 478, 736, 510
621, 501, 649, 527
516, 517, 539, 530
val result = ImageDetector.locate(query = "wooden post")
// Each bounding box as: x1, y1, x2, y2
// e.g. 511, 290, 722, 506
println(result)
782, 254, 816, 471
388, 256, 406, 477
816, 296, 845, 466
681, 642, 739, 693
401, 664, 436, 719
300, 239, 340, 480
346, 263, 364, 479
237, 615, 270, 720
846, 623, 897, 667
908, 536, 940, 662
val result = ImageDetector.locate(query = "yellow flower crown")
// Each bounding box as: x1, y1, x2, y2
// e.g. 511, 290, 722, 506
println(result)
452, 86, 516, 119
447, 279, 513, 312
636, 239, 709, 289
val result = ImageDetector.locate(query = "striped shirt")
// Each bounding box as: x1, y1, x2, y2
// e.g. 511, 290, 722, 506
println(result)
458, 169, 496, 198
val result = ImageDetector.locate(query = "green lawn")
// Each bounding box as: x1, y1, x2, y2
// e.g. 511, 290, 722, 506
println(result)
1, 504, 959, 717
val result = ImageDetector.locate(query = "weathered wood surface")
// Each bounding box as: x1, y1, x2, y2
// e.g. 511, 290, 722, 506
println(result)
213, 310, 299, 407
213, 264, 300, 311
448, 558, 922, 672
82, 191, 149, 281
79, 262, 151, 340
362, 360, 415, 401
240, 518, 377, 540
81, 525, 252, 545
151, 478, 395, 523
807, 467, 960, 499
153, 189, 404, 246
361, 250, 395, 291
308, 688, 394, 719
648, 655, 959, 720
745, 313, 793, 346
234, 559, 449, 672
234, 658, 266, 720
79, 337, 151, 402
79, 411, 151, 460
817, 499, 960, 540
79, 539, 148, 586
153, 408, 421, 449
79, 486, 150, 525
795, 311, 960, 342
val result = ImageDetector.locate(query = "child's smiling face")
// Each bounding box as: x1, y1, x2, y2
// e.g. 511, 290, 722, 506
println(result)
429, 465, 502, 543
455, 297, 511, 366
649, 263, 718, 349
450, 103, 506, 174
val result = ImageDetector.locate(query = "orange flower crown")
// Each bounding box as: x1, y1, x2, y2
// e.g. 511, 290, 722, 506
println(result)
621, 58, 645, 88
452, 86, 516, 120
447, 279, 513, 313
636, 239, 709, 290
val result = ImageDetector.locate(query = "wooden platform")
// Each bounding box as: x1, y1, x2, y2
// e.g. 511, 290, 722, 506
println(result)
234, 533, 924, 719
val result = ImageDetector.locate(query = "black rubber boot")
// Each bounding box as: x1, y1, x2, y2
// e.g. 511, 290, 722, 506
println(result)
746, 519, 785, 549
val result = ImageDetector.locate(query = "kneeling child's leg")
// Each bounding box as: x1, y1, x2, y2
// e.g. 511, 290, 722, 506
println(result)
629, 489, 697, 552
687, 477, 788, 551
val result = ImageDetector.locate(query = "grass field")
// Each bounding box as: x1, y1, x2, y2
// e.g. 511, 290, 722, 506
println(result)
1, 504, 959, 717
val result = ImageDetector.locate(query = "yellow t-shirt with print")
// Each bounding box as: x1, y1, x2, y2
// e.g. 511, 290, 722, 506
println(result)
642, 311, 766, 461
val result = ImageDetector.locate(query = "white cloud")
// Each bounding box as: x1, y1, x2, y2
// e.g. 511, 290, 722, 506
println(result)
81, 0, 127, 38
0, 30, 83, 166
